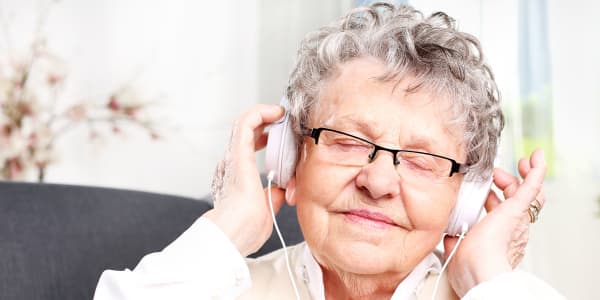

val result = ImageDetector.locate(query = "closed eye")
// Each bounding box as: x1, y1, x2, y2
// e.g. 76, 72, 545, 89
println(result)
331, 141, 371, 152
398, 154, 435, 171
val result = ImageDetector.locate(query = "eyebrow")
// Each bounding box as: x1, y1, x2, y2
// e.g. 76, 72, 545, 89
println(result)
403, 136, 438, 153
324, 114, 442, 154
324, 115, 383, 139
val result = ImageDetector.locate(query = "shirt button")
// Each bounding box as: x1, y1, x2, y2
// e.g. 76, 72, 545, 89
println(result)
302, 265, 309, 284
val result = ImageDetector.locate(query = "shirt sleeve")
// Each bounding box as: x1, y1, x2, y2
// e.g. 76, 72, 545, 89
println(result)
93, 217, 251, 300
463, 270, 566, 300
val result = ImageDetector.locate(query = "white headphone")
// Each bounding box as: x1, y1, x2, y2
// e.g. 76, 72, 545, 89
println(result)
265, 97, 493, 236
264, 100, 297, 190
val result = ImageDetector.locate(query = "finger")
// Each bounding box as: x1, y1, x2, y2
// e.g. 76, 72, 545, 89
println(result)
535, 190, 546, 209
493, 168, 520, 199
253, 120, 274, 145
493, 168, 518, 191
443, 235, 459, 260
484, 190, 502, 212
264, 186, 286, 214
515, 149, 548, 209
530, 149, 547, 208
518, 157, 531, 180
517, 149, 545, 180
255, 132, 269, 150
510, 156, 547, 211
253, 103, 286, 124
230, 104, 285, 164
530, 149, 545, 169
254, 124, 267, 143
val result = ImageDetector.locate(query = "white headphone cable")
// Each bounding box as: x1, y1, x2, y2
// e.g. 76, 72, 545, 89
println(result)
267, 170, 301, 300
431, 222, 468, 300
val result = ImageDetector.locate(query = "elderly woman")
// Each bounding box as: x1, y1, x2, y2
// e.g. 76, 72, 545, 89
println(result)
95, 3, 563, 300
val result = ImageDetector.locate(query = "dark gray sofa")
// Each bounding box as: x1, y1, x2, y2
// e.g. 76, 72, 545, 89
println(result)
0, 181, 303, 300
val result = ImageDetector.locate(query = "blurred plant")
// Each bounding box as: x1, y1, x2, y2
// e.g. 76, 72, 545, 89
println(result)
0, 38, 160, 182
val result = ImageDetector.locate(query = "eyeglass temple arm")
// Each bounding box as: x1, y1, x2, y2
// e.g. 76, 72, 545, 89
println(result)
450, 162, 469, 176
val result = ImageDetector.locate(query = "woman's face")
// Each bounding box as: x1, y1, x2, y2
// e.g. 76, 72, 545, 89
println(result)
287, 57, 466, 278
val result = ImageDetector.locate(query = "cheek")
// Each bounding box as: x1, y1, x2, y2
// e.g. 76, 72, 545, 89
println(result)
293, 149, 356, 244
294, 147, 354, 208
401, 184, 458, 231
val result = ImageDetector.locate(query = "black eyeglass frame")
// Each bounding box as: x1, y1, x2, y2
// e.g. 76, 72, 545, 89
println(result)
302, 126, 468, 177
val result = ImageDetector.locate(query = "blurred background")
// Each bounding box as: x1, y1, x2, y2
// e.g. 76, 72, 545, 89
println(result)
0, 0, 598, 298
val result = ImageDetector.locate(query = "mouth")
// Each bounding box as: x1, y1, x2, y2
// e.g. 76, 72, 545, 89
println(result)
343, 209, 398, 229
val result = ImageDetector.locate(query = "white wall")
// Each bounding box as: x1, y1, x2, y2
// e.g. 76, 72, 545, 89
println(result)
1, 0, 260, 199
542, 1, 600, 298
257, 0, 353, 105
0, 0, 353, 199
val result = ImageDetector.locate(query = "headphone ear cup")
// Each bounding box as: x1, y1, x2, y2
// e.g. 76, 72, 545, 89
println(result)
265, 111, 297, 188
445, 176, 493, 236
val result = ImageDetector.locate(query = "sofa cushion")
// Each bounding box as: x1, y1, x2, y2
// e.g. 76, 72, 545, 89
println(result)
0, 182, 302, 300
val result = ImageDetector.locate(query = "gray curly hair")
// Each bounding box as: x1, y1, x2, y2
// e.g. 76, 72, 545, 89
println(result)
285, 2, 504, 180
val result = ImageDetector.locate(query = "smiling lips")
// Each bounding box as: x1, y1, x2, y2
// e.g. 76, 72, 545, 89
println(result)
344, 209, 397, 229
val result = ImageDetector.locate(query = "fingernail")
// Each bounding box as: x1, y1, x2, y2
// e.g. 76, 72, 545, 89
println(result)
539, 149, 545, 161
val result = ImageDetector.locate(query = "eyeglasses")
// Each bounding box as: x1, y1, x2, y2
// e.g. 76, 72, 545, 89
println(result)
303, 127, 467, 183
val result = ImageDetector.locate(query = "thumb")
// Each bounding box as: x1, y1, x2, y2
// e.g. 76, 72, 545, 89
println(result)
263, 186, 286, 214
443, 235, 459, 260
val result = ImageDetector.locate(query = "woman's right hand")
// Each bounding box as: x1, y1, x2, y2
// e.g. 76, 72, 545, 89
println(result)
203, 104, 286, 257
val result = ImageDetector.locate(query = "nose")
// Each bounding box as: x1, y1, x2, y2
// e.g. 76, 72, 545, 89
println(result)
355, 151, 401, 200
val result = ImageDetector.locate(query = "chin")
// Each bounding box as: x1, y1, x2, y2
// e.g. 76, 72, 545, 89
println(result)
324, 240, 405, 275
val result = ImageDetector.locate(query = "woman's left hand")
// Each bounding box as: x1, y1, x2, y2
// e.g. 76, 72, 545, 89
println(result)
444, 149, 547, 297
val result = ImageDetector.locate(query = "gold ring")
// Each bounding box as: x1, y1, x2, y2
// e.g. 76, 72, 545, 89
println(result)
532, 198, 542, 210
528, 199, 541, 223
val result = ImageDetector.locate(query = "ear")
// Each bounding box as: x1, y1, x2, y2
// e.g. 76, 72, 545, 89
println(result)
285, 175, 297, 206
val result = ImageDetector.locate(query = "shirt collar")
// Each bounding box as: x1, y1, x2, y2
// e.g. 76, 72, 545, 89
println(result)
296, 242, 442, 300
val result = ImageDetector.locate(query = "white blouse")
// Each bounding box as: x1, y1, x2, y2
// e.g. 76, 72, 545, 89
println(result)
93, 217, 565, 300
